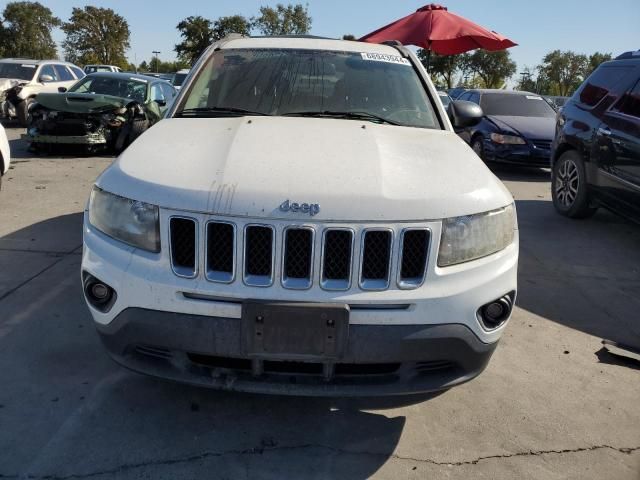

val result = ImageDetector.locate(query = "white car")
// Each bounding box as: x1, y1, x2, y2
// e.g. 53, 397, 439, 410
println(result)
82, 36, 518, 396
0, 59, 85, 126
83, 65, 122, 74
171, 69, 190, 91
0, 123, 10, 190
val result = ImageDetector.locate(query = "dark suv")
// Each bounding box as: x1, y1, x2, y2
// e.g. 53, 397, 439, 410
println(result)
551, 51, 640, 222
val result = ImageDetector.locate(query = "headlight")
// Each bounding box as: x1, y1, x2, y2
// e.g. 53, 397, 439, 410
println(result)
88, 187, 160, 252
490, 133, 526, 145
438, 204, 516, 267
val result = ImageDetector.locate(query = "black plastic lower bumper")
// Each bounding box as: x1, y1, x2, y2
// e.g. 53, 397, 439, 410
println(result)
96, 308, 499, 397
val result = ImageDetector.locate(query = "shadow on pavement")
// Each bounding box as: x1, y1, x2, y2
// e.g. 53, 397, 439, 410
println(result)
0, 212, 83, 252
514, 199, 640, 348
490, 163, 551, 183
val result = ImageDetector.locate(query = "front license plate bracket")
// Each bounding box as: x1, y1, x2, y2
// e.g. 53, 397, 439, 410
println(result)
241, 302, 350, 361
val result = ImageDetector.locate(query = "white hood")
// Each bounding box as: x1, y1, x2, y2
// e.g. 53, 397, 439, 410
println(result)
0, 78, 24, 91
97, 117, 513, 221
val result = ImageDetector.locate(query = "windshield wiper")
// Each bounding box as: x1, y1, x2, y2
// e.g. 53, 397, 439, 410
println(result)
176, 107, 269, 117
281, 110, 401, 126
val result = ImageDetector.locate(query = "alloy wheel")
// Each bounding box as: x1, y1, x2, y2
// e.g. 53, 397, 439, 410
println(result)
555, 158, 579, 207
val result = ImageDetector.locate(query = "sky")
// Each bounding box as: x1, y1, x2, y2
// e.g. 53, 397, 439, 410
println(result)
2, 0, 639, 75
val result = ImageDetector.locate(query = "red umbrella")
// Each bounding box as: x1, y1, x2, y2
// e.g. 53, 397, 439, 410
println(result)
360, 4, 516, 67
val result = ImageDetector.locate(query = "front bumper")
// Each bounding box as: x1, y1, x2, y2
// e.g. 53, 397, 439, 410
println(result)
21, 132, 107, 145
97, 307, 498, 396
483, 140, 551, 167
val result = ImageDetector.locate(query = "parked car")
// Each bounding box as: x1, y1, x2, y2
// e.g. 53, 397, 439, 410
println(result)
0, 122, 10, 190
0, 59, 85, 126
23, 72, 177, 153
544, 95, 569, 111
447, 87, 467, 100
551, 51, 640, 222
437, 90, 452, 108
172, 69, 189, 91
81, 36, 518, 396
84, 65, 122, 74
455, 89, 556, 167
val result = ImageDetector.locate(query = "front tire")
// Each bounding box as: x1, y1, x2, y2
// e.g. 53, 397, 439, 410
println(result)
17, 98, 34, 127
552, 150, 597, 218
471, 136, 484, 160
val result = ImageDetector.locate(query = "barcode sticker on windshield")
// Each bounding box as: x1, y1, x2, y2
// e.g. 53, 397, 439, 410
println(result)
360, 52, 411, 66
526, 95, 543, 100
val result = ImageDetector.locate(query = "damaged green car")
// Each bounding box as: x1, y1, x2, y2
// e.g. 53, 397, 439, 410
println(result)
23, 72, 177, 153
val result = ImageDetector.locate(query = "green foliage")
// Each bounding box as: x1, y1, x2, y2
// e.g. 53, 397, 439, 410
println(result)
145, 57, 190, 74
342, 34, 356, 41
175, 16, 214, 65
213, 15, 251, 40
417, 50, 466, 89
62, 6, 130, 68
464, 50, 516, 89
515, 66, 538, 92
539, 50, 588, 96
0, 1, 60, 59
584, 52, 612, 77
253, 3, 312, 36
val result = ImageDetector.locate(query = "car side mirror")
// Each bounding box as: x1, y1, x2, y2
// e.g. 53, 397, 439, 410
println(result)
39, 74, 55, 83
58, 87, 67, 93
448, 100, 483, 128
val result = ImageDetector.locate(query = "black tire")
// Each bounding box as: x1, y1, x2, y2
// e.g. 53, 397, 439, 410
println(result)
471, 136, 484, 160
17, 98, 34, 127
552, 150, 597, 218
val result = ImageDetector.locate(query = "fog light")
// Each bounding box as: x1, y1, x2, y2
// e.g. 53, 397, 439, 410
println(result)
478, 292, 515, 330
83, 272, 117, 313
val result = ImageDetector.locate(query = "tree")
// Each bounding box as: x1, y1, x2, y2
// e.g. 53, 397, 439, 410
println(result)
213, 15, 251, 39
584, 52, 612, 77
0, 1, 60, 59
253, 3, 311, 35
342, 34, 356, 41
62, 6, 130, 68
515, 66, 538, 92
465, 49, 516, 89
539, 50, 588, 97
417, 50, 466, 89
175, 16, 214, 65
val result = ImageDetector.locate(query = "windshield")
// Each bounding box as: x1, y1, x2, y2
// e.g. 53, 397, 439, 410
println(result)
172, 73, 188, 87
68, 75, 148, 103
0, 62, 37, 81
176, 49, 439, 129
480, 93, 556, 117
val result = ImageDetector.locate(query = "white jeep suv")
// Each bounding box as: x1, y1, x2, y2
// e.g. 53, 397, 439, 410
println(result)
82, 36, 518, 396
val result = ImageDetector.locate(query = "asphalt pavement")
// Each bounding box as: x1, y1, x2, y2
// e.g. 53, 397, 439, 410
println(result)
0, 124, 638, 479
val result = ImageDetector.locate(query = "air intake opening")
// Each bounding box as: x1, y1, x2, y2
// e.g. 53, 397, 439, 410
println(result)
207, 222, 235, 282
170, 217, 197, 277
322, 229, 353, 290
283, 228, 313, 289
361, 230, 392, 290
244, 225, 274, 286
399, 229, 430, 288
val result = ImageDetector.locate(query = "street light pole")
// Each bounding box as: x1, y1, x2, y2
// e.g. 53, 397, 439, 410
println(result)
152, 51, 161, 74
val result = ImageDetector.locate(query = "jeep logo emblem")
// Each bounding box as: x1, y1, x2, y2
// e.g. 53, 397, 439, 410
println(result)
280, 199, 320, 216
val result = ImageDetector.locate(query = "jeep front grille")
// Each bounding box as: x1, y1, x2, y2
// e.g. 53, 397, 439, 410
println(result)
168, 216, 431, 291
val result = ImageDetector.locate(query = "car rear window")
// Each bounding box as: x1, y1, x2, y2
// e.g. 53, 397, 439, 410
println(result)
613, 79, 640, 118
177, 48, 440, 129
576, 65, 635, 107
480, 93, 556, 117
0, 62, 37, 81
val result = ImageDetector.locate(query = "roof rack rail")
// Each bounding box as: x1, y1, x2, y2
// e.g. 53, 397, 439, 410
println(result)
250, 34, 335, 40
615, 50, 640, 60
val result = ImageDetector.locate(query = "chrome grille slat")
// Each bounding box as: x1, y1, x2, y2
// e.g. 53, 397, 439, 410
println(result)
244, 225, 275, 287
360, 229, 393, 290
206, 221, 235, 283
321, 229, 353, 291
398, 228, 430, 289
282, 227, 314, 289
169, 217, 197, 278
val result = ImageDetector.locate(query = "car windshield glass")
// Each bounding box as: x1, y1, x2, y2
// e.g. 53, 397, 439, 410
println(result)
176, 49, 439, 129
172, 73, 188, 87
0, 62, 37, 81
480, 93, 556, 117
69, 76, 148, 102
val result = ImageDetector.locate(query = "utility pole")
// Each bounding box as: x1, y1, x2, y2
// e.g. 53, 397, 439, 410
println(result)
152, 51, 161, 74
